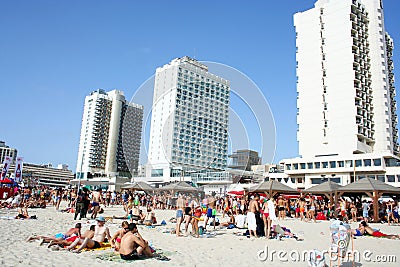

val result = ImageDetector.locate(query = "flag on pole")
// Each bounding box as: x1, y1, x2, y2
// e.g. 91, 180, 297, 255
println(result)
14, 157, 24, 183
1, 156, 12, 180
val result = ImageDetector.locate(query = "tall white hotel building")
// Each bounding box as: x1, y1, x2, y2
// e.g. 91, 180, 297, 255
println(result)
76, 89, 143, 180
146, 56, 230, 183
279, 0, 400, 188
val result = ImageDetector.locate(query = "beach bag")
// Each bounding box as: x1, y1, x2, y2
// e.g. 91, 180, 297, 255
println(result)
316, 212, 326, 220
199, 226, 205, 235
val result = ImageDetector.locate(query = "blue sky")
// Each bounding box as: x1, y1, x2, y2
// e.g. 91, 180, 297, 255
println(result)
1, 0, 399, 171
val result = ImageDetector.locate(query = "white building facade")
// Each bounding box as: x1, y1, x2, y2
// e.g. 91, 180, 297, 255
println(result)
295, 0, 397, 158
0, 141, 17, 164
76, 89, 143, 180
280, 0, 400, 188
146, 56, 230, 184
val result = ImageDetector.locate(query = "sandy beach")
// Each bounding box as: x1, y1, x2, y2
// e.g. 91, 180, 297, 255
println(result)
1, 204, 399, 267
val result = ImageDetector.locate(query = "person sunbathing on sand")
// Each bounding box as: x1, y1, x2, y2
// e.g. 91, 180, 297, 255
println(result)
15, 204, 36, 219
48, 225, 95, 249
360, 221, 400, 239
351, 222, 366, 237
119, 223, 153, 260
26, 223, 82, 244
65, 216, 111, 253
110, 221, 129, 251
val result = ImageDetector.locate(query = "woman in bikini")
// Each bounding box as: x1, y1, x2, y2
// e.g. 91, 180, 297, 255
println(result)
111, 221, 129, 252
261, 198, 271, 239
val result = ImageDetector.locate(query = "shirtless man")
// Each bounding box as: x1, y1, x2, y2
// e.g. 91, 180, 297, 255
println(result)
22, 187, 31, 204
247, 194, 260, 238
204, 195, 217, 230
176, 194, 185, 236
119, 223, 153, 260
240, 197, 246, 213
277, 196, 285, 220
91, 188, 103, 219
66, 216, 111, 253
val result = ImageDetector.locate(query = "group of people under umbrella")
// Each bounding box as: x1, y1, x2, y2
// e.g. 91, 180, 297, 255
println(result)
121, 178, 400, 222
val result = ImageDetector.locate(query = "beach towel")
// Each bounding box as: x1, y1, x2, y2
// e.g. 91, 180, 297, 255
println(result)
95, 249, 172, 262
267, 200, 277, 221
247, 212, 256, 230
81, 243, 112, 251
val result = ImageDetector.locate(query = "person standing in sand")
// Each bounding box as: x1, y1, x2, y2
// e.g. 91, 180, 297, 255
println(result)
204, 195, 217, 230
91, 188, 103, 219
261, 198, 271, 239
176, 194, 185, 237
299, 197, 306, 221
247, 194, 260, 238
277, 196, 286, 220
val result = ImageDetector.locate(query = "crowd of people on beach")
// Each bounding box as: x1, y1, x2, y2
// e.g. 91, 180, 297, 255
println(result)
1, 183, 400, 262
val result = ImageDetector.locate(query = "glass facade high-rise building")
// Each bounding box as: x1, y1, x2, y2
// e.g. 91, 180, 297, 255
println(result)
294, 0, 398, 158
228, 149, 262, 171
76, 89, 143, 179
147, 56, 230, 183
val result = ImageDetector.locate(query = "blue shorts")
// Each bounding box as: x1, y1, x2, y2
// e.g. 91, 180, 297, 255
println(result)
55, 233, 66, 239
363, 211, 368, 218
207, 208, 215, 218
354, 229, 362, 237
176, 209, 183, 218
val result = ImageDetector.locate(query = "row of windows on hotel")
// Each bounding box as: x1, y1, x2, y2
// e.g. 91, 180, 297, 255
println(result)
271, 174, 400, 184
285, 158, 383, 170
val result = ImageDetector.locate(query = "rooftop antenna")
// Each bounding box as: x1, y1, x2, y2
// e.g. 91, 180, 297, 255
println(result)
193, 48, 196, 59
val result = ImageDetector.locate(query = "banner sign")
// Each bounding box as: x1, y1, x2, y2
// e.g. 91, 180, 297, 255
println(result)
1, 156, 12, 180
14, 157, 24, 183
